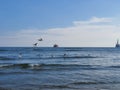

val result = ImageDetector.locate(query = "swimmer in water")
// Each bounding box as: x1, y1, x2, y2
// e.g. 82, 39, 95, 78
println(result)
18, 53, 22, 59
63, 53, 67, 58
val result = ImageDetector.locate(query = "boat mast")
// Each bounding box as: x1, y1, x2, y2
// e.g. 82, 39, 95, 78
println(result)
117, 39, 119, 45
116, 39, 120, 47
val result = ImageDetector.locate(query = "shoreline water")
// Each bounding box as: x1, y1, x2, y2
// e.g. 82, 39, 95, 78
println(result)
0, 47, 120, 90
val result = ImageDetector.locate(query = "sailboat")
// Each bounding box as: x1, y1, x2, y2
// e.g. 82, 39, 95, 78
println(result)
115, 40, 120, 48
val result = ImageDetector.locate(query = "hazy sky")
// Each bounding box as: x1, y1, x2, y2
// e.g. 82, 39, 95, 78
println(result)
1, 0, 120, 47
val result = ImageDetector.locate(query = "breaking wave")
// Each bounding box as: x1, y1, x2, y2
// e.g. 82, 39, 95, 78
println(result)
0, 56, 15, 60
0, 55, 99, 61
0, 63, 105, 70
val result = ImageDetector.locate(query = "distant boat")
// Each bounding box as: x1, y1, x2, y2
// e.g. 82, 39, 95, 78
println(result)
115, 40, 120, 48
53, 44, 58, 47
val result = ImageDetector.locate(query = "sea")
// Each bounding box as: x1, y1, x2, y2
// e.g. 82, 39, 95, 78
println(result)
0, 47, 120, 90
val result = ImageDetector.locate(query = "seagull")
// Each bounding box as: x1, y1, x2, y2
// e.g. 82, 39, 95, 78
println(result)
33, 43, 38, 47
38, 38, 43, 41
33, 38, 43, 47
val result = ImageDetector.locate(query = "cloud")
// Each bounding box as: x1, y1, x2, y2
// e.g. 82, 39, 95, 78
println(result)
0, 17, 120, 47
73, 17, 113, 25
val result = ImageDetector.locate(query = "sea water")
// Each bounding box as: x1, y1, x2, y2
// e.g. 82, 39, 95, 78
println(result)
0, 47, 120, 90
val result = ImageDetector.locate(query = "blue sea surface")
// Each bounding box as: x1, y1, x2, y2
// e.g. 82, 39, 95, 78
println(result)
0, 47, 120, 90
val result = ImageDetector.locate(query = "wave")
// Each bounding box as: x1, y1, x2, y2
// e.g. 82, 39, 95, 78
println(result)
0, 64, 29, 68
0, 63, 75, 68
30, 55, 99, 59
0, 55, 99, 61
109, 65, 120, 68
69, 81, 120, 85
64, 49, 83, 51
70, 81, 106, 85
68, 55, 98, 58
58, 55, 98, 59
40, 84, 70, 89
0, 56, 14, 60
0, 87, 11, 90
0, 63, 104, 70
39, 81, 120, 89
0, 49, 8, 51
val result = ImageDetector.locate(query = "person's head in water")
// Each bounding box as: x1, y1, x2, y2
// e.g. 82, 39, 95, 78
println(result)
18, 53, 22, 59
64, 53, 67, 57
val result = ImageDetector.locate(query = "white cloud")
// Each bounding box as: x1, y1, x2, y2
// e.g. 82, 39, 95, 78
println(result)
73, 17, 113, 25
1, 17, 120, 47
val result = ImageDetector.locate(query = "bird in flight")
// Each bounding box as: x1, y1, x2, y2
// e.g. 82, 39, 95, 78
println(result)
33, 43, 38, 47
33, 38, 43, 47
38, 38, 43, 41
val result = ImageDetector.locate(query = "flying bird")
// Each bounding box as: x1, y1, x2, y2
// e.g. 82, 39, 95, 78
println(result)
33, 43, 38, 47
33, 38, 43, 47
38, 38, 43, 41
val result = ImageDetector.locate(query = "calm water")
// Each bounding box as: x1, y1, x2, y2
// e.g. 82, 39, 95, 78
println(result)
0, 47, 120, 90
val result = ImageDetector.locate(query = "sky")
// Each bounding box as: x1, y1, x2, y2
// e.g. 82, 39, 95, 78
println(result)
1, 0, 120, 47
